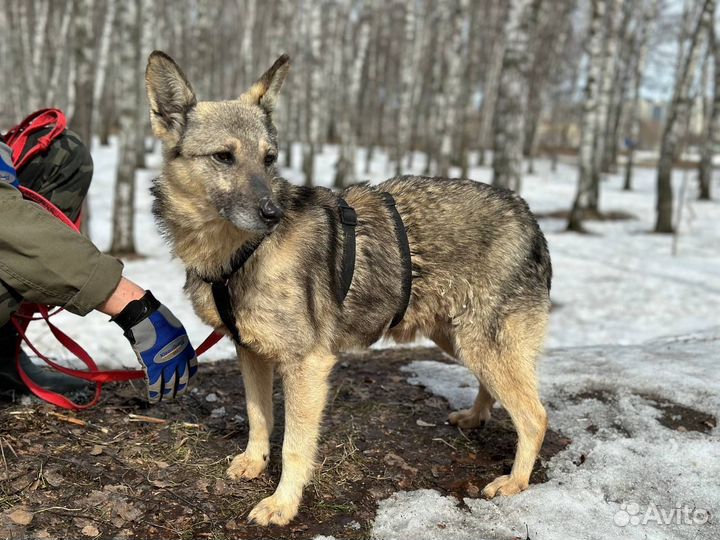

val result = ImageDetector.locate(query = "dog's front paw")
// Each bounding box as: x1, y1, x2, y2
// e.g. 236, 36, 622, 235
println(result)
481, 474, 527, 498
248, 494, 300, 526
227, 452, 267, 480
448, 407, 491, 429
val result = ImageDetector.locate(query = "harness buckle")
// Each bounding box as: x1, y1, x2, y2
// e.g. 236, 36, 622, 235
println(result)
338, 203, 357, 227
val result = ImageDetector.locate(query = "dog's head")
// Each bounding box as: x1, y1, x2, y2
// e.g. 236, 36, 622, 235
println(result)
145, 51, 289, 233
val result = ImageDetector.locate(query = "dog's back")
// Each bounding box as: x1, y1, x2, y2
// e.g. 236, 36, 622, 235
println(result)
342, 175, 552, 347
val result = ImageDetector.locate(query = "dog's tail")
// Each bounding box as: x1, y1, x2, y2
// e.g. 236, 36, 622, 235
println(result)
531, 227, 552, 293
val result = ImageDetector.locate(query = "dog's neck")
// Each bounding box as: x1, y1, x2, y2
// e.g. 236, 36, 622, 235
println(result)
154, 188, 262, 282
174, 218, 260, 282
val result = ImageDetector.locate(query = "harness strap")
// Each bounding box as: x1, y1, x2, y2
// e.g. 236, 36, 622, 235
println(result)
337, 197, 357, 303
210, 281, 243, 345
199, 238, 264, 347
380, 192, 412, 327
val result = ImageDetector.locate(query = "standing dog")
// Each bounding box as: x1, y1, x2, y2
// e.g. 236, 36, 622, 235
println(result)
145, 51, 552, 526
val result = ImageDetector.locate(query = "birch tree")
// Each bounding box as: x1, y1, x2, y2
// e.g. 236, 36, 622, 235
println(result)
568, 0, 607, 232
477, 0, 508, 166
395, 0, 418, 175
492, 0, 533, 192
588, 0, 623, 210
334, 13, 371, 188
655, 0, 713, 233
302, 1, 322, 186
110, 0, 140, 256
92, 0, 117, 136
623, 0, 660, 191
70, 0, 97, 145
698, 20, 719, 201
438, 0, 468, 178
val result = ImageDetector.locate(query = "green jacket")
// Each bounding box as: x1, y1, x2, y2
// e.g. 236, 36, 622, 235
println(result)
0, 181, 123, 322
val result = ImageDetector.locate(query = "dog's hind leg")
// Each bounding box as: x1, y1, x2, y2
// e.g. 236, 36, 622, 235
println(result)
248, 348, 336, 526
453, 311, 548, 498
227, 348, 274, 481
449, 386, 495, 428
430, 328, 496, 428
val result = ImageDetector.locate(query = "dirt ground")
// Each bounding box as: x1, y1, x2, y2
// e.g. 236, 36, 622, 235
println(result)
0, 347, 571, 540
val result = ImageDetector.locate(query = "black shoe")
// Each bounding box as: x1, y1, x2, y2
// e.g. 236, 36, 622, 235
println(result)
0, 324, 90, 396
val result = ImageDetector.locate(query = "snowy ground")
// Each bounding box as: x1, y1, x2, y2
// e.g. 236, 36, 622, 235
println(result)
390, 328, 720, 540
19, 139, 720, 539
25, 139, 720, 365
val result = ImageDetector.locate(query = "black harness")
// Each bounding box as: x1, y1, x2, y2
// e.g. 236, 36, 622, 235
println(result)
199, 192, 412, 347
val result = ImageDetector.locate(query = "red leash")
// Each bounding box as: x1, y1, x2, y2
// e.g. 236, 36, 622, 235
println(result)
11, 187, 224, 410
6, 109, 224, 410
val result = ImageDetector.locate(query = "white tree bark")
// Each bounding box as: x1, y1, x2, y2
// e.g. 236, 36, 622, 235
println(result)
655, 0, 713, 232
241, 0, 257, 90
623, 0, 661, 191
568, 0, 606, 231
491, 0, 532, 192
698, 21, 720, 201
588, 0, 624, 209
70, 0, 97, 145
395, 0, 417, 175
46, 2, 75, 106
110, 0, 140, 256
438, 0, 468, 178
302, 1, 322, 186
334, 14, 371, 188
478, 0, 508, 165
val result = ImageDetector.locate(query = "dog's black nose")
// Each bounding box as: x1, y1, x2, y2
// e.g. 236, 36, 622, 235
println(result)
258, 197, 283, 225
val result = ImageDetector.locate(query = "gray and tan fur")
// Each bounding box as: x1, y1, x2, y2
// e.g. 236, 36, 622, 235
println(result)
145, 51, 552, 526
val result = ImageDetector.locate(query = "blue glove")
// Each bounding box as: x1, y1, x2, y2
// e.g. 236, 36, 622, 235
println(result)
113, 291, 198, 403
0, 142, 20, 188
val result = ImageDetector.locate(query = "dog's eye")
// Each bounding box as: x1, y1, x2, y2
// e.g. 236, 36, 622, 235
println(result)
264, 152, 277, 167
212, 152, 235, 165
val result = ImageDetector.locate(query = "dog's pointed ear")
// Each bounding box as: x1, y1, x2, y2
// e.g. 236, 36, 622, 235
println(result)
240, 54, 290, 113
145, 51, 197, 145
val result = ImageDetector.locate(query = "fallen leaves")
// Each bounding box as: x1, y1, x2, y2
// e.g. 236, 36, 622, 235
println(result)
81, 524, 99, 537
90, 445, 104, 456
8, 508, 33, 525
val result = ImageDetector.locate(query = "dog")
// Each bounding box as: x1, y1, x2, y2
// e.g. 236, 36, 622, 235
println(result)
145, 51, 552, 526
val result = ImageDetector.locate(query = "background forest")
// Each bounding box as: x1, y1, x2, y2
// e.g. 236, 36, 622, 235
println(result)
1, 0, 717, 253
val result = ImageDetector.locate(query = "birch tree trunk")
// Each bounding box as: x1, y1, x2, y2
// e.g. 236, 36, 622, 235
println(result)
334, 15, 371, 188
588, 0, 623, 212
92, 0, 116, 136
698, 21, 720, 201
438, 0, 468, 178
568, 0, 607, 232
45, 1, 75, 106
110, 0, 140, 256
601, 0, 634, 175
70, 0, 96, 145
135, 0, 153, 168
492, 0, 532, 192
655, 0, 713, 233
477, 0, 507, 166
241, 0, 257, 90
302, 2, 322, 186
623, 0, 660, 191
395, 0, 417, 175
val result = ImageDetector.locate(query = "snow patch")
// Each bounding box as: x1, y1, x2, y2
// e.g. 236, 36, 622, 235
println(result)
389, 330, 720, 540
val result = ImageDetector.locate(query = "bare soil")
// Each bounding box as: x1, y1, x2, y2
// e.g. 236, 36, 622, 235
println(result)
1, 347, 570, 540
